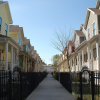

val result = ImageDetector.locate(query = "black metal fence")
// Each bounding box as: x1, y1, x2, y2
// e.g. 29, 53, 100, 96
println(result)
0, 70, 47, 100
53, 71, 100, 100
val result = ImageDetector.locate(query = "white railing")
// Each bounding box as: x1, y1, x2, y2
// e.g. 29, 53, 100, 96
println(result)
0, 60, 5, 70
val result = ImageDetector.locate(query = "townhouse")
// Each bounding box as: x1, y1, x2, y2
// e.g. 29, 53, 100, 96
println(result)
56, 0, 100, 73
68, 0, 100, 72
0, 1, 22, 71
29, 46, 35, 72
33, 51, 44, 72
56, 47, 69, 72
0, 1, 43, 72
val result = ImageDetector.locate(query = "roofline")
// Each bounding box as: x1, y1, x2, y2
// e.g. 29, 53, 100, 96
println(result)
0, 37, 22, 50
5, 2, 13, 24
84, 9, 90, 29
95, 0, 99, 8
88, 8, 95, 14
0, 2, 13, 24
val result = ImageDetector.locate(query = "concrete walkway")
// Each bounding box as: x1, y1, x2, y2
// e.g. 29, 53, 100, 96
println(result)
26, 74, 76, 100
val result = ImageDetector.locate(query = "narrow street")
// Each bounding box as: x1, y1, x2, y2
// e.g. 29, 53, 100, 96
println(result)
26, 74, 76, 100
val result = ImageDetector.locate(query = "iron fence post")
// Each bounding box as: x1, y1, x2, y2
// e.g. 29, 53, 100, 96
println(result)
9, 71, 12, 100
91, 71, 94, 100
20, 72, 23, 100
80, 72, 82, 100
0, 71, 1, 100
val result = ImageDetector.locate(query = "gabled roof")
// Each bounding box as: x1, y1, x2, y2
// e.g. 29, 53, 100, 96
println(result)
9, 25, 22, 33
23, 37, 30, 45
0, 1, 13, 24
84, 7, 100, 29
95, 0, 100, 8
80, 24, 84, 31
68, 41, 74, 47
88, 8, 100, 14
29, 46, 34, 51
75, 30, 85, 36
9, 25, 24, 41
0, 1, 6, 5
73, 30, 85, 42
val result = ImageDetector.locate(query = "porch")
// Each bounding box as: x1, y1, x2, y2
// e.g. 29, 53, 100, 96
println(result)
70, 34, 100, 72
0, 35, 22, 71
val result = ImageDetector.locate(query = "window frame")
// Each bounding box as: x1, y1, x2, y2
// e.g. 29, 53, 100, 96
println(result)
0, 17, 2, 32
88, 28, 90, 39
93, 22, 96, 35
76, 59, 77, 65
5, 23, 8, 36
93, 48, 96, 60
18, 38, 20, 44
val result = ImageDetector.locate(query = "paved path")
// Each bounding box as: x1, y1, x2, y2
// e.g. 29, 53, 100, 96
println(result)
26, 74, 76, 100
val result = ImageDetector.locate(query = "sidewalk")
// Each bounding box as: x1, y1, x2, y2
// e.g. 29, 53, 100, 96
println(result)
26, 74, 76, 100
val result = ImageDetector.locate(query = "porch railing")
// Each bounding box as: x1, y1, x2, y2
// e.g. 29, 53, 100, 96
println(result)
0, 60, 5, 70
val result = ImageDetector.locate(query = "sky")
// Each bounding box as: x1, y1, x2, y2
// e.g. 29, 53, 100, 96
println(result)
7, 0, 96, 64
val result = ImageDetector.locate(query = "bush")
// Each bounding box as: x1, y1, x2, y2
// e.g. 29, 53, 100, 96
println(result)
53, 72, 57, 79
43, 71, 48, 77
82, 77, 87, 82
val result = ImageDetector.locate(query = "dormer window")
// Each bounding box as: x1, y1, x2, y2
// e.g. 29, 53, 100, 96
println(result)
0, 17, 2, 32
88, 28, 90, 39
5, 24, 8, 36
93, 22, 95, 35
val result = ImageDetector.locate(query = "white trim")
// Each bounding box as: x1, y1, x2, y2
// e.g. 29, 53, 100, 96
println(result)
5, 23, 8, 36
92, 21, 96, 36
92, 20, 95, 25
88, 8, 95, 15
87, 28, 90, 40
0, 17, 2, 33
18, 38, 20, 44
96, 15, 99, 35
0, 2, 7, 7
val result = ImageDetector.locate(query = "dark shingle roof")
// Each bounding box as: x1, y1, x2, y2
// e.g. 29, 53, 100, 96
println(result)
23, 37, 30, 45
68, 41, 74, 46
0, 1, 6, 5
9, 25, 22, 33
75, 30, 84, 36
0, 34, 10, 38
88, 8, 100, 13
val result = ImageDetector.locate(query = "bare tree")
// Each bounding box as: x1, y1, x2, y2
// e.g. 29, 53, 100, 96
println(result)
51, 26, 74, 53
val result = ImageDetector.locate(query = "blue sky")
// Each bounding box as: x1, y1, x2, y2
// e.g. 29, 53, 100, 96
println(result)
8, 0, 96, 64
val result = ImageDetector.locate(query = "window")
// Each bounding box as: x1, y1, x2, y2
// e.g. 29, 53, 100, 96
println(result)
0, 17, 2, 32
18, 38, 20, 44
20, 41, 22, 46
84, 54, 87, 62
93, 22, 96, 35
5, 24, 8, 36
72, 60, 73, 66
80, 37, 85, 44
76, 59, 77, 65
88, 28, 90, 39
93, 48, 96, 60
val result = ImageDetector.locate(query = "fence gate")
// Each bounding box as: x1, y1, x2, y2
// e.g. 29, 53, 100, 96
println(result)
12, 67, 22, 100
81, 67, 92, 100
